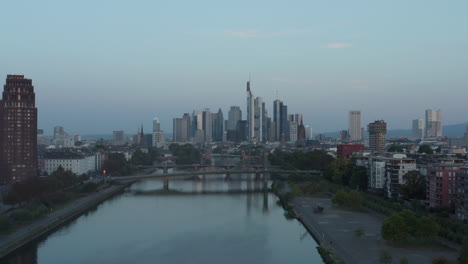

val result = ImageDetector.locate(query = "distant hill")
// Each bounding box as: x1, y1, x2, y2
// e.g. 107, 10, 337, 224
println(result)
320, 123, 468, 139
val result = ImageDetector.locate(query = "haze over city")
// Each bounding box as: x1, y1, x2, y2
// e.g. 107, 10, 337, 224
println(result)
1, 0, 467, 135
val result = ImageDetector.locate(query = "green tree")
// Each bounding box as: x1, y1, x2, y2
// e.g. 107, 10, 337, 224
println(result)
382, 214, 408, 243
432, 257, 457, 264
400, 257, 409, 264
169, 144, 201, 165
400, 171, 426, 199
388, 145, 404, 152
459, 239, 468, 264
416, 216, 439, 240
349, 165, 368, 190
326, 157, 349, 184
418, 144, 434, 154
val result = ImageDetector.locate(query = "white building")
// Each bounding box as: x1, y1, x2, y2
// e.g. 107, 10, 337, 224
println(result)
425, 109, 442, 137
412, 119, 424, 139
153, 131, 166, 148
42, 150, 101, 175
305, 125, 313, 140
349, 110, 362, 141
289, 121, 298, 142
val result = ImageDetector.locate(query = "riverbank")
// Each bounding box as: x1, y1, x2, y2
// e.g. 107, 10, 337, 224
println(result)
0, 181, 134, 258
292, 196, 458, 264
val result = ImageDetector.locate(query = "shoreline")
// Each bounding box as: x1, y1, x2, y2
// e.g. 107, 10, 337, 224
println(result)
0, 181, 134, 258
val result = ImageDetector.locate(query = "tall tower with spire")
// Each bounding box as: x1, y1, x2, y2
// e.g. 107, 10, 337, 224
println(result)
246, 78, 255, 142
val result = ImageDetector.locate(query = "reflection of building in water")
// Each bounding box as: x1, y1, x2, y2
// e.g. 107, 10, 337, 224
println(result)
263, 191, 269, 214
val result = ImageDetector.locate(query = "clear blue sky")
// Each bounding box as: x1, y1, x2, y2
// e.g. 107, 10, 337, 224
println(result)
1, 0, 467, 135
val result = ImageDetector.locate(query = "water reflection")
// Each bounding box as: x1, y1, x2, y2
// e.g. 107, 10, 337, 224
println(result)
1, 174, 322, 264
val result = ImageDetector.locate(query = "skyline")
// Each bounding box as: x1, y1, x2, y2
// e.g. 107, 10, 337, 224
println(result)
1, 1, 467, 135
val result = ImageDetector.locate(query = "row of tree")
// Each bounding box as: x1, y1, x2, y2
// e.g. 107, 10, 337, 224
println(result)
168, 144, 202, 165
269, 150, 335, 171
381, 210, 439, 244
324, 157, 368, 190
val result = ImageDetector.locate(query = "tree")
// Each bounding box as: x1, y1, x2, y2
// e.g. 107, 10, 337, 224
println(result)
349, 165, 368, 190
169, 144, 201, 165
379, 249, 392, 264
325, 157, 349, 184
418, 144, 434, 154
459, 239, 468, 264
382, 214, 408, 243
388, 145, 404, 152
432, 257, 457, 264
400, 171, 426, 199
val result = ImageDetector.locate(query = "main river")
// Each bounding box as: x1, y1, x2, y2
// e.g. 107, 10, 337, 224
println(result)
2, 174, 323, 264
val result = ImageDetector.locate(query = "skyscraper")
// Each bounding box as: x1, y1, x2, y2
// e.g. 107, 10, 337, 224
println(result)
153, 117, 161, 132
273, 99, 282, 141
227, 106, 242, 131
0, 75, 38, 183
253, 97, 262, 142
412, 119, 424, 139
281, 104, 289, 141
246, 80, 255, 142
425, 109, 442, 137
213, 108, 224, 142
112, 131, 125, 145
368, 120, 387, 152
349, 110, 362, 141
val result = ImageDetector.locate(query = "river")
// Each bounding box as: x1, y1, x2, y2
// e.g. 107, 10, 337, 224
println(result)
1, 174, 323, 264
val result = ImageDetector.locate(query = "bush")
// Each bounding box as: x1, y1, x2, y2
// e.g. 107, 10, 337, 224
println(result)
332, 190, 363, 209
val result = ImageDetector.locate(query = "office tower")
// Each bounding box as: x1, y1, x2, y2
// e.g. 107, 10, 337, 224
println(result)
425, 109, 442, 137
213, 108, 224, 142
112, 131, 125, 145
246, 80, 255, 142
182, 113, 191, 141
412, 119, 424, 139
266, 117, 274, 142
305, 125, 313, 140
349, 110, 362, 141
54, 126, 65, 140
368, 120, 387, 152
253, 97, 262, 142
261, 102, 268, 142
202, 109, 212, 143
281, 104, 289, 141
0, 75, 38, 183
273, 100, 282, 141
153, 117, 161, 132
228, 106, 242, 131
289, 121, 298, 142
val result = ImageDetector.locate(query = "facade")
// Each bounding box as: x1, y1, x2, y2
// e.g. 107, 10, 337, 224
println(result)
412, 119, 424, 139
337, 144, 364, 158
297, 120, 306, 141
112, 131, 125, 145
385, 154, 417, 199
253, 97, 262, 142
227, 106, 241, 131
456, 166, 468, 220
425, 109, 442, 137
349, 110, 362, 141
368, 120, 387, 152
152, 131, 166, 148
273, 99, 283, 141
213, 108, 224, 142
427, 159, 464, 207
281, 104, 289, 141
289, 121, 297, 142
173, 114, 191, 142
54, 126, 65, 140
305, 125, 313, 140
246, 81, 255, 142
42, 149, 101, 176
153, 117, 161, 132
369, 158, 386, 189
0, 75, 38, 184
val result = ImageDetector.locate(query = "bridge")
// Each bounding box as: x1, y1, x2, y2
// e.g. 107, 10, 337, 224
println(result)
110, 168, 321, 189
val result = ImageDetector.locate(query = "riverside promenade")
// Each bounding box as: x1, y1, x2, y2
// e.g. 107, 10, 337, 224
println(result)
293, 197, 458, 264
0, 182, 132, 258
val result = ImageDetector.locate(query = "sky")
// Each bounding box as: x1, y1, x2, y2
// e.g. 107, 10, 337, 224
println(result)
1, 0, 467, 135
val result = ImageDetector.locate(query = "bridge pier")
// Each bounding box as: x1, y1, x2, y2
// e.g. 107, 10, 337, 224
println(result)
224, 173, 231, 181
163, 179, 169, 190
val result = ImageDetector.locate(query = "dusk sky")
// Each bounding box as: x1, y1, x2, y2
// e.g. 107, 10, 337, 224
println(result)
1, 0, 467, 136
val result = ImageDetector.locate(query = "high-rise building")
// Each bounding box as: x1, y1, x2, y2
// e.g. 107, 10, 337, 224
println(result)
54, 126, 65, 140
261, 102, 268, 142
295, 114, 303, 126
349, 110, 362, 141
173, 117, 189, 142
273, 99, 282, 141
412, 119, 424, 139
368, 120, 387, 152
213, 108, 224, 142
305, 125, 313, 140
0, 75, 38, 183
227, 106, 241, 131
153, 117, 161, 132
425, 109, 442, 137
253, 97, 262, 142
112, 131, 125, 145
152, 131, 165, 148
289, 121, 298, 142
246, 80, 255, 142
281, 104, 289, 141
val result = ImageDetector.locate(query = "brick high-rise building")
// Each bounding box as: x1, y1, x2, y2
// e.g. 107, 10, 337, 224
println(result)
0, 75, 38, 184
368, 120, 387, 152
